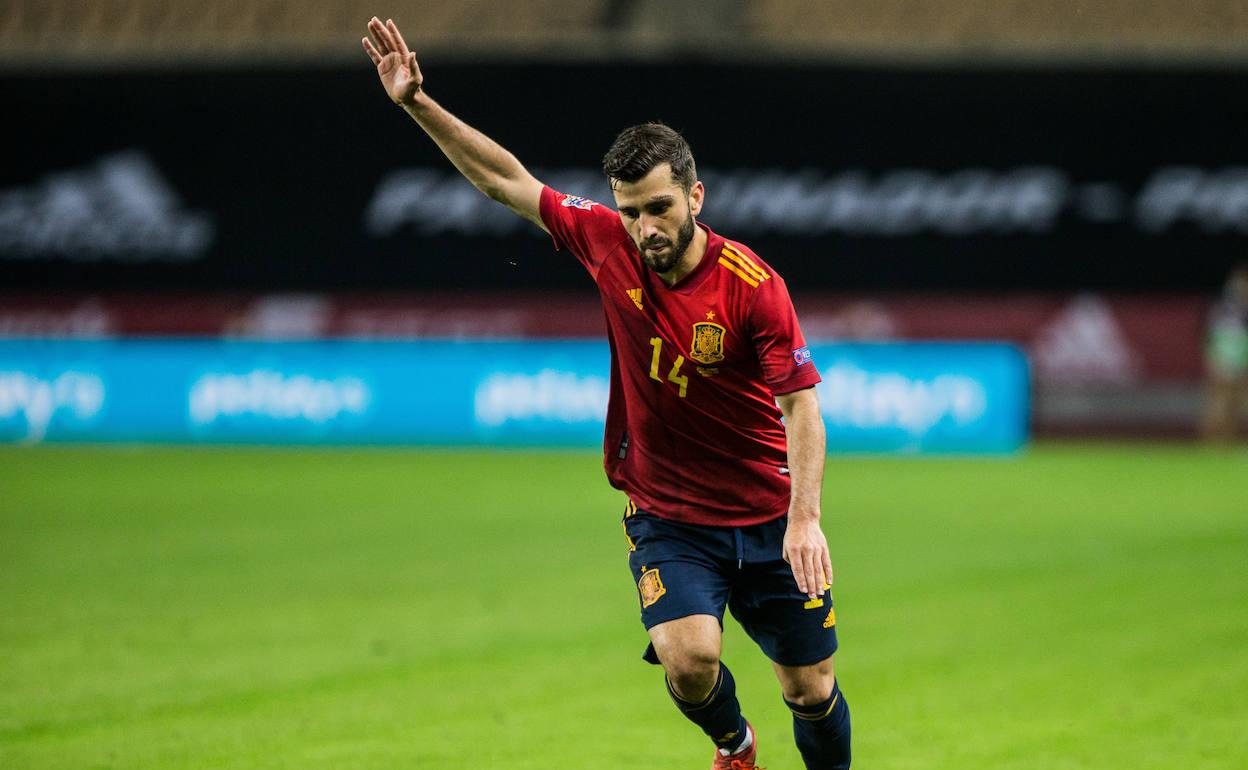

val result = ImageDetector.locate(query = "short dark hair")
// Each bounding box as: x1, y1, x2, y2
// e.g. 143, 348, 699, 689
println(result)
602, 122, 697, 192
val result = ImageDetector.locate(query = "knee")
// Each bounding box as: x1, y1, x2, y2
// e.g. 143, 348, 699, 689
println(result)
779, 658, 836, 706
662, 646, 721, 701
784, 676, 836, 706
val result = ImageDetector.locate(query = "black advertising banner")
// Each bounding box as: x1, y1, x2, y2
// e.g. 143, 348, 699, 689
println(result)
3, 63, 1247, 292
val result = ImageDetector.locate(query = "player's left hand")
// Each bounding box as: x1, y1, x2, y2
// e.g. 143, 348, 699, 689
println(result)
783, 515, 833, 600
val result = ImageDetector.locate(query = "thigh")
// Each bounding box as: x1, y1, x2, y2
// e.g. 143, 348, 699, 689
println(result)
728, 518, 839, 667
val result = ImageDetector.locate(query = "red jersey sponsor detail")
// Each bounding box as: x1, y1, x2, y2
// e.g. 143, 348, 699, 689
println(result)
539, 185, 821, 527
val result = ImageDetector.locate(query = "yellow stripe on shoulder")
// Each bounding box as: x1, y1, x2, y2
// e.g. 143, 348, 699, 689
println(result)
717, 257, 760, 287
722, 244, 770, 281
720, 250, 767, 283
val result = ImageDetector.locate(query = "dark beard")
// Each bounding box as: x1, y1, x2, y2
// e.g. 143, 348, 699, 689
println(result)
639, 214, 696, 275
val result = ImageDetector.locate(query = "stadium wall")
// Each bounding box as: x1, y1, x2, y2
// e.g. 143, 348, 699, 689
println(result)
0, 339, 1028, 453
0, 291, 1210, 437
4, 61, 1240, 440
3, 62, 1246, 293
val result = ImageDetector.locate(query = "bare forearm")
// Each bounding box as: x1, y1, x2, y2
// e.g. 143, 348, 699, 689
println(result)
778, 387, 831, 598
364, 18, 543, 227
402, 92, 540, 218
783, 392, 826, 520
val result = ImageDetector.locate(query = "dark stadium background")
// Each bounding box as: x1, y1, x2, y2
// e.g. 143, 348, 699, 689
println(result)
5, 64, 1246, 293
5, 59, 1245, 435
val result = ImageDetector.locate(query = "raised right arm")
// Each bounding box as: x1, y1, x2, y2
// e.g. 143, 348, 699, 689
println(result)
363, 17, 546, 232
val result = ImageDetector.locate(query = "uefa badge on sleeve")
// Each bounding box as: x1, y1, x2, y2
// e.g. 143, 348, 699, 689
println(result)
560, 195, 597, 210
792, 346, 813, 366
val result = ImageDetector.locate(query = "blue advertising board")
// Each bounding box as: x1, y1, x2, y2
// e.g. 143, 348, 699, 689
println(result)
0, 339, 1028, 452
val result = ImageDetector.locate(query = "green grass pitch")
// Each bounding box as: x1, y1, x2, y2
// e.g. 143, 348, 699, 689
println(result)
1, 444, 1245, 769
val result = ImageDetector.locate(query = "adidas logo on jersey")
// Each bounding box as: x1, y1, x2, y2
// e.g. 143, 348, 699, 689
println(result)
626, 288, 644, 311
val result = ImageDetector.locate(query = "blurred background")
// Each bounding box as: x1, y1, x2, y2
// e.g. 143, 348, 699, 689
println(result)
2, 0, 1247, 446
3, 4, 1248, 770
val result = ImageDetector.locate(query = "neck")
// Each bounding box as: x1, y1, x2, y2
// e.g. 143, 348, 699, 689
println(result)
657, 225, 709, 287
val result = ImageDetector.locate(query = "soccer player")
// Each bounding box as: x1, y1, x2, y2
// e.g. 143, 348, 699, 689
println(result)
363, 17, 850, 769
1202, 263, 1248, 442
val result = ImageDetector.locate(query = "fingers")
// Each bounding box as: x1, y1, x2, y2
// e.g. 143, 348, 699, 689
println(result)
367, 17, 393, 55
387, 18, 411, 57
789, 561, 805, 596
788, 546, 832, 599
784, 526, 831, 599
804, 553, 819, 600
361, 37, 382, 65
789, 550, 814, 598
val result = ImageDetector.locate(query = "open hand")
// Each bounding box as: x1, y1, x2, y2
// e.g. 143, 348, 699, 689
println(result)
362, 17, 423, 106
783, 516, 833, 600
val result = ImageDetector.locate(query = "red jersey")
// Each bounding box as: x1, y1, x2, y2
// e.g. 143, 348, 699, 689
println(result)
539, 186, 821, 527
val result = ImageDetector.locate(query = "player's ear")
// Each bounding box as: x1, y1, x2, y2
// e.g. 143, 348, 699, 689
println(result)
688, 180, 705, 217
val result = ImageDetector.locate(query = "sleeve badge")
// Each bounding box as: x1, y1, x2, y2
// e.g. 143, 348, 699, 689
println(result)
792, 346, 813, 366
560, 195, 597, 210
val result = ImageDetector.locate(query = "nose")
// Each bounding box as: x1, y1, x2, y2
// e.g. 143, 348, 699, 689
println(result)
638, 213, 663, 240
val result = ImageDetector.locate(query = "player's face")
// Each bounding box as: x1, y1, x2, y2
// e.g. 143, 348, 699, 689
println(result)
612, 164, 705, 275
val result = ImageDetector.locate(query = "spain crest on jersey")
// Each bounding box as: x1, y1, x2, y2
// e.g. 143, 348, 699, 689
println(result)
689, 321, 726, 365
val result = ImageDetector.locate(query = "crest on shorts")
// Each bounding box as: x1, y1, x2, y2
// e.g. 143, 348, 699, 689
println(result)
689, 322, 726, 364
638, 567, 666, 608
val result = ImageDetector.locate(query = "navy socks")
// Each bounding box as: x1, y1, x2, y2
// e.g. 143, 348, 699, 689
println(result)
665, 661, 850, 766
666, 663, 749, 752
784, 680, 851, 769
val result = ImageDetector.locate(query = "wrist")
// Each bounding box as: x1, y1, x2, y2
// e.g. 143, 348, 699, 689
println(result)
399, 87, 430, 112
788, 507, 821, 523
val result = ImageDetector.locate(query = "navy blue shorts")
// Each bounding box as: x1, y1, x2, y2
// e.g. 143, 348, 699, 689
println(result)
622, 501, 839, 668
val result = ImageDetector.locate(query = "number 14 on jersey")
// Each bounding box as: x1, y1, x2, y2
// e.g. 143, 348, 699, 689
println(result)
649, 337, 689, 398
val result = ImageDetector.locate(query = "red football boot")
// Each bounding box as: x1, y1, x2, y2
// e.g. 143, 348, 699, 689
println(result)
711, 722, 762, 770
